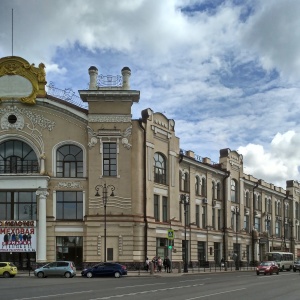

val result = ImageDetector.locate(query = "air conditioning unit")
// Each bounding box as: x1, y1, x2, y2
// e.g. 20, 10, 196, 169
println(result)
254, 211, 258, 216
276, 216, 282, 221
285, 218, 288, 224
203, 198, 208, 204
213, 200, 217, 207
296, 220, 299, 226
266, 215, 271, 221
244, 208, 249, 216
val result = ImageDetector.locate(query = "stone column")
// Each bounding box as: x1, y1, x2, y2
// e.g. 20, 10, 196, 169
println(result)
36, 189, 48, 262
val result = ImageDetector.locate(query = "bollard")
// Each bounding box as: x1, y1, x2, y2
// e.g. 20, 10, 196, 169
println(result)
178, 262, 182, 273
225, 262, 227, 271
150, 262, 154, 275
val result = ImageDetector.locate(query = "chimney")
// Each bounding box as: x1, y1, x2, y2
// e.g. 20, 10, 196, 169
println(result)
121, 66, 131, 90
88, 66, 98, 90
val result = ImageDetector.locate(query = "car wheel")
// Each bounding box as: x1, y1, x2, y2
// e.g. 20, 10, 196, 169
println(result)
264, 273, 266, 275
3, 272, 10, 278
270, 271, 273, 275
86, 272, 93, 278
64, 272, 71, 278
277, 270, 279, 275
114, 271, 121, 278
37, 272, 44, 278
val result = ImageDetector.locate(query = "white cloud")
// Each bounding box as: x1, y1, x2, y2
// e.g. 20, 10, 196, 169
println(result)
1, 0, 300, 188
238, 131, 300, 188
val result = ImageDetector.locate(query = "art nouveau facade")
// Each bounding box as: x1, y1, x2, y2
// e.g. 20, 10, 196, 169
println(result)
0, 55, 300, 269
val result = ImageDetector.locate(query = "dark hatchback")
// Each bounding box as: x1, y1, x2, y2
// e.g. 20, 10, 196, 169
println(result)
81, 262, 127, 278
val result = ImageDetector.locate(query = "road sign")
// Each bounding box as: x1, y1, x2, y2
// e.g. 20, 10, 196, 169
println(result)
167, 229, 174, 240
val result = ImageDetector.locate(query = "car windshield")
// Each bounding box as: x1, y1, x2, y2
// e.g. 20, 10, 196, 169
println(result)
260, 262, 272, 266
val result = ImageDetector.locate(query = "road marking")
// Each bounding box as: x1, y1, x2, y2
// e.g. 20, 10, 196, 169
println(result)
116, 282, 166, 289
180, 278, 211, 282
90, 284, 204, 300
185, 288, 247, 299
13, 290, 94, 300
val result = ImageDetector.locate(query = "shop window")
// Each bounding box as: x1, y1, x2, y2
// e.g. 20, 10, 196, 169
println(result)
56, 236, 83, 265
0, 191, 37, 220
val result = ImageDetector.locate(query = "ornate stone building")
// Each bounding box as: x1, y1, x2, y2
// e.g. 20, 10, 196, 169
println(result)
0, 55, 299, 269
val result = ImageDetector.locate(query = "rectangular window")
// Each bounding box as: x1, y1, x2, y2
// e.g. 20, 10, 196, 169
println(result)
244, 215, 249, 232
162, 196, 168, 222
254, 217, 261, 232
0, 191, 37, 220
56, 191, 83, 220
212, 208, 215, 229
217, 209, 221, 230
154, 194, 160, 221
202, 206, 206, 228
103, 143, 117, 176
196, 205, 200, 227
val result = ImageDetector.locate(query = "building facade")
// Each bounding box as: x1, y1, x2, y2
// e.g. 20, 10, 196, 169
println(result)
0, 55, 299, 269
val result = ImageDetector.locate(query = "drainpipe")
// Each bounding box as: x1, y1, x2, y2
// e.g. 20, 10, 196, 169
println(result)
222, 170, 230, 266
283, 191, 290, 251
139, 109, 150, 260
252, 181, 259, 263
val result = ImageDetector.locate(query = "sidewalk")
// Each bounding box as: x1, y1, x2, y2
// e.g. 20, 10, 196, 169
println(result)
17, 267, 255, 278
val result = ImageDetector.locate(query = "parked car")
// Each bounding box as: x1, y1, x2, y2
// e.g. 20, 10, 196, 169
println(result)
293, 260, 300, 272
34, 261, 76, 278
256, 261, 279, 275
81, 262, 127, 278
0, 262, 18, 278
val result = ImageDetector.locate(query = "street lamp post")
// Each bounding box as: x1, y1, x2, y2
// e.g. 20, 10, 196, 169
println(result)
233, 206, 239, 270
180, 194, 189, 273
189, 222, 196, 267
95, 183, 115, 262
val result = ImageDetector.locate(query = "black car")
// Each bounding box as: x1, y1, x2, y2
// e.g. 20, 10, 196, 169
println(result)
293, 260, 300, 272
81, 262, 127, 278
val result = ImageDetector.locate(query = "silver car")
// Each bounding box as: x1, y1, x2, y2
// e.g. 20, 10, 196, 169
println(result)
34, 261, 76, 278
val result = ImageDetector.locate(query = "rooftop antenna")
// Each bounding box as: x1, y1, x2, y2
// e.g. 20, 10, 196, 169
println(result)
12, 8, 14, 56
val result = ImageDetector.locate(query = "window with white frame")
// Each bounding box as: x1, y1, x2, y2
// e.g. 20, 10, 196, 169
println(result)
154, 152, 167, 185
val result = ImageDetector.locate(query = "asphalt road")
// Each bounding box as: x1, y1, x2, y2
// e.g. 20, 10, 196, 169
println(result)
1, 271, 299, 300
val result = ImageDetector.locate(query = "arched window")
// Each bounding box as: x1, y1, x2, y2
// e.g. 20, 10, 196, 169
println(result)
56, 145, 83, 178
231, 179, 238, 203
154, 153, 167, 184
285, 203, 289, 218
258, 195, 262, 210
212, 181, 216, 199
201, 177, 206, 196
0, 140, 38, 174
195, 176, 200, 195
277, 201, 281, 216
245, 191, 250, 207
183, 172, 189, 192
266, 198, 272, 214
217, 182, 221, 200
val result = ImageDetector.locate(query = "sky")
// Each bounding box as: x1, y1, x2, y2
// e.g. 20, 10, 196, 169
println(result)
0, 0, 300, 189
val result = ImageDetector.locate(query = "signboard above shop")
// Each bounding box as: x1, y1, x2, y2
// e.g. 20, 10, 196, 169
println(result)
0, 220, 36, 253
